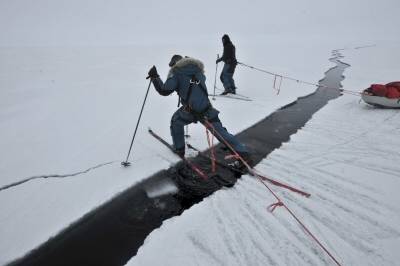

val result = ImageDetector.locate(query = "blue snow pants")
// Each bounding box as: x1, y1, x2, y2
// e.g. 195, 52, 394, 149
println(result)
220, 63, 236, 92
170, 106, 247, 153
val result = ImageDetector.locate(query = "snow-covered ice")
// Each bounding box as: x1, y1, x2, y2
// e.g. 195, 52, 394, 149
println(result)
0, 43, 330, 264
127, 45, 400, 266
1, 0, 399, 265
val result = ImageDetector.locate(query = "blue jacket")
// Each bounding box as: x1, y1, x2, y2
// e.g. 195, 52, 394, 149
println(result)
152, 57, 211, 114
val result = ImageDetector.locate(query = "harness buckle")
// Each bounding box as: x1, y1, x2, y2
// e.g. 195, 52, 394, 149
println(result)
190, 78, 200, 85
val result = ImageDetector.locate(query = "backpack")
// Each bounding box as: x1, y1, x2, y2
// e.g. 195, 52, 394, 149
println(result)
178, 74, 211, 115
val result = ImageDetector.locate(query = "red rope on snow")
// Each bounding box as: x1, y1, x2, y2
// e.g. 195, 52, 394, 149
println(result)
268, 201, 283, 212
239, 61, 360, 98
340, 89, 361, 96
202, 119, 342, 266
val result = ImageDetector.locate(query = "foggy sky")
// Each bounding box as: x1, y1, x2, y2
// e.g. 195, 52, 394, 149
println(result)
0, 0, 398, 46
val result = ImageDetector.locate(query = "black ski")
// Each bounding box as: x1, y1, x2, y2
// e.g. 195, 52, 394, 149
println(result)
214, 86, 251, 98
211, 94, 252, 102
148, 129, 209, 180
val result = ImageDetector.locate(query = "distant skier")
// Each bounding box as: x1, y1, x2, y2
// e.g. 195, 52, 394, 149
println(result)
216, 34, 238, 95
147, 54, 250, 162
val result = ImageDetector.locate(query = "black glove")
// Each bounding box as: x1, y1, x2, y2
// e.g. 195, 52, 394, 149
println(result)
147, 65, 159, 79
216, 58, 222, 64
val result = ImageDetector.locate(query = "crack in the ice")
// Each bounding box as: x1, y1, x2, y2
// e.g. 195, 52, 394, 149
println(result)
333, 44, 376, 52
0, 161, 117, 192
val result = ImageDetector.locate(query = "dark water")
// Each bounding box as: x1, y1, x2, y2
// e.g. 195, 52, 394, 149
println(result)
9, 55, 349, 266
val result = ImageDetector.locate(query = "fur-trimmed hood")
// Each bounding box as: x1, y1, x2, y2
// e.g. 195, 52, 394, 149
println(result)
168, 57, 205, 78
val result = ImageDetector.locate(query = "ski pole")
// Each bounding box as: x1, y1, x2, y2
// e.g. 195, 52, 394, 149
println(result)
121, 79, 152, 167
212, 54, 219, 100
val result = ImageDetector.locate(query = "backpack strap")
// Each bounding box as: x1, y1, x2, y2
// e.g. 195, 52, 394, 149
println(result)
185, 75, 200, 103
186, 75, 209, 99
199, 81, 209, 97
178, 75, 198, 107
179, 75, 211, 117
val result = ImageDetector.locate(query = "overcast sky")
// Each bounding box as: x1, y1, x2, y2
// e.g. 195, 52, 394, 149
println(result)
0, 0, 398, 46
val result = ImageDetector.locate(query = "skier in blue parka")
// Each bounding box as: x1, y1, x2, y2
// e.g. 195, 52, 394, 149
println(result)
147, 54, 249, 160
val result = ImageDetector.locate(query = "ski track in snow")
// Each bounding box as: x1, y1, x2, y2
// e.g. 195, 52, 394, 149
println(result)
129, 94, 400, 266
254, 99, 400, 265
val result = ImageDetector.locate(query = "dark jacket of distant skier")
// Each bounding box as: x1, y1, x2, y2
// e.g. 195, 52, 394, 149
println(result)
217, 34, 238, 95
148, 55, 248, 157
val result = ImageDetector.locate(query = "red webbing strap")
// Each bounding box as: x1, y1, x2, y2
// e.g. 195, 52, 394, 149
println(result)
253, 169, 310, 198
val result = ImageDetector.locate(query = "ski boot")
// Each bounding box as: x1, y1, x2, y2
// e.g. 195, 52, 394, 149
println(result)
220, 87, 236, 95
174, 148, 185, 158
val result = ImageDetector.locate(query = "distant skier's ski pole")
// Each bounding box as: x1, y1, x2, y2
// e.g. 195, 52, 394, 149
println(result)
122, 80, 152, 167
212, 54, 219, 100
